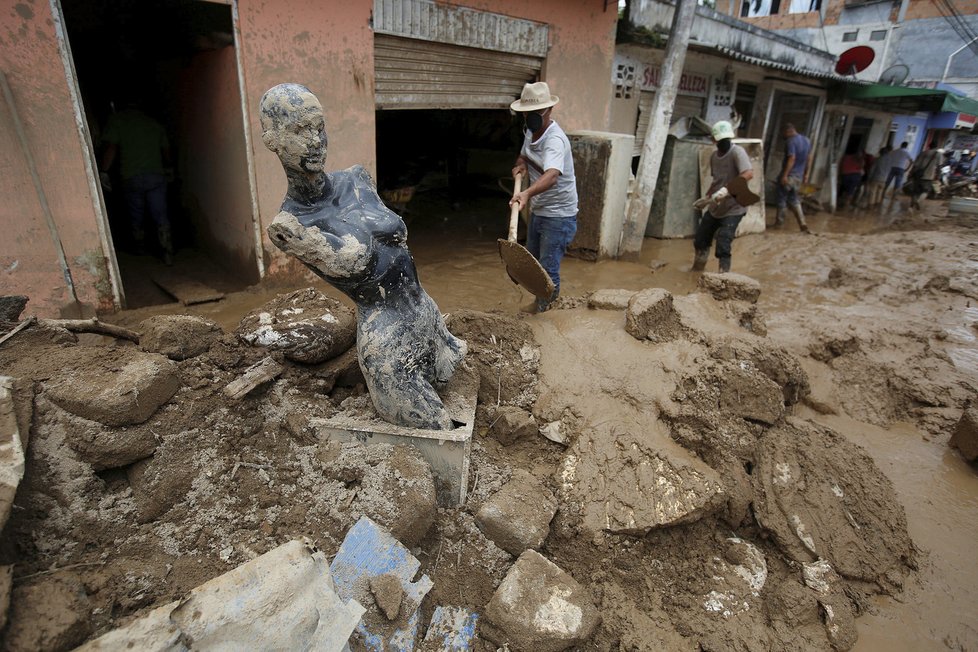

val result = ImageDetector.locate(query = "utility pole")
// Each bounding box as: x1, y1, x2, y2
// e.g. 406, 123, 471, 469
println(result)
619, 0, 698, 259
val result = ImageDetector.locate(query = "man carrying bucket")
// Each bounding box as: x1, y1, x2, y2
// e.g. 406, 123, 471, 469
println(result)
509, 82, 578, 313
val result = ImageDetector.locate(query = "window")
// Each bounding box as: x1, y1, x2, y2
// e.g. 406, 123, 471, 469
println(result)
614, 63, 635, 99
870, 29, 887, 40
842, 31, 859, 42
741, 0, 782, 17
789, 0, 821, 12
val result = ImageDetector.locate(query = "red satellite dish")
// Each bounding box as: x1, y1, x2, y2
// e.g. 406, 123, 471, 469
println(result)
835, 46, 876, 75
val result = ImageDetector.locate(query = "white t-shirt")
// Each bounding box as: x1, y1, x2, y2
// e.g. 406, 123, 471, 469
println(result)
520, 121, 578, 217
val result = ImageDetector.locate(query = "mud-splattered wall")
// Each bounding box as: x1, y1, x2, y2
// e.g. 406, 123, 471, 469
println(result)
0, 0, 108, 317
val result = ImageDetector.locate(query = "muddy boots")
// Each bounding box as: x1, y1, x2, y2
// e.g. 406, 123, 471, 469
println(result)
789, 203, 810, 233
774, 206, 786, 228
692, 249, 709, 272
719, 257, 731, 273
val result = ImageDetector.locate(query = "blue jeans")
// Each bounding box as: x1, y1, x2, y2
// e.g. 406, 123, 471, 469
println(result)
694, 211, 743, 267
124, 173, 171, 253
776, 175, 802, 208
883, 167, 905, 193
526, 213, 577, 306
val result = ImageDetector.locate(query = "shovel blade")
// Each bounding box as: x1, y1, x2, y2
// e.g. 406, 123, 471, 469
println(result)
497, 239, 555, 300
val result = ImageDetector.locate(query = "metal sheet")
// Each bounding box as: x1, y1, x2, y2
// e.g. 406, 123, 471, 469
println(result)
635, 91, 706, 156
375, 35, 542, 110
373, 0, 548, 58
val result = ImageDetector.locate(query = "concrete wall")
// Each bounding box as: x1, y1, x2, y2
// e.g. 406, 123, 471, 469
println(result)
176, 46, 258, 284
0, 0, 110, 317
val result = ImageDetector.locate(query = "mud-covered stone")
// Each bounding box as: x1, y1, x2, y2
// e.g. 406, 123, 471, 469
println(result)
0, 565, 11, 631
44, 349, 180, 427
710, 337, 810, 405
949, 407, 978, 461
625, 288, 681, 342
588, 289, 635, 311
139, 315, 223, 360
319, 442, 436, 547
487, 406, 537, 446
483, 550, 600, 652
3, 576, 92, 652
236, 288, 355, 364
719, 364, 786, 425
698, 272, 762, 303
64, 412, 158, 471
370, 573, 403, 621
128, 431, 200, 523
475, 470, 557, 555
559, 426, 724, 535
752, 418, 915, 590
0, 296, 28, 322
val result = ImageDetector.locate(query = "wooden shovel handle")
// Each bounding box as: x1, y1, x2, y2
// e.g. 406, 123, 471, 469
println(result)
508, 172, 523, 242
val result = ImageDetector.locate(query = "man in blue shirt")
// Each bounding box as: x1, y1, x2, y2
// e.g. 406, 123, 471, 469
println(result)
775, 123, 811, 233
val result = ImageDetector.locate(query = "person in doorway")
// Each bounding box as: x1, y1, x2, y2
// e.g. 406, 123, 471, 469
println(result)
881, 141, 914, 198
691, 120, 753, 274
509, 81, 578, 313
908, 144, 942, 210
864, 145, 891, 208
100, 97, 174, 265
839, 148, 865, 210
774, 123, 812, 232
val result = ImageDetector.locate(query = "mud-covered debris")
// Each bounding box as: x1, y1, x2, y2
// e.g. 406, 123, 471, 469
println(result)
0, 295, 28, 323
802, 560, 858, 651
59, 404, 158, 471
483, 549, 600, 652
625, 288, 682, 342
560, 425, 724, 535
4, 576, 92, 652
138, 314, 223, 360
320, 442, 437, 547
487, 405, 537, 446
0, 565, 10, 631
420, 606, 478, 651
588, 289, 635, 311
475, 470, 557, 556
539, 420, 568, 446
0, 378, 27, 531
950, 406, 978, 462
127, 430, 202, 523
710, 337, 811, 406
370, 573, 403, 620
698, 272, 761, 304
44, 348, 180, 427
676, 359, 785, 425
235, 288, 355, 364
701, 537, 767, 619
752, 418, 915, 590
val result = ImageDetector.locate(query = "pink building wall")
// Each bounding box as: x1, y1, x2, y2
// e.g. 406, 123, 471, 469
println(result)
0, 0, 109, 317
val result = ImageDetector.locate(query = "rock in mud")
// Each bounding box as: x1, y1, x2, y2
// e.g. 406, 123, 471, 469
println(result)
751, 418, 915, 590
0, 295, 28, 322
588, 289, 635, 311
710, 337, 810, 406
487, 405, 537, 446
482, 550, 600, 652
802, 560, 858, 651
128, 430, 201, 523
3, 576, 92, 652
369, 573, 403, 621
236, 288, 355, 364
677, 360, 785, 425
559, 426, 724, 535
950, 407, 978, 462
698, 272, 761, 304
44, 348, 180, 427
319, 442, 436, 547
0, 565, 11, 631
138, 315, 223, 360
625, 288, 682, 342
475, 470, 557, 555
60, 408, 158, 471
701, 537, 768, 619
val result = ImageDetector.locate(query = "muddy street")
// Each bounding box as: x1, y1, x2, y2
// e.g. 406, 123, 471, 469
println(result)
1, 191, 977, 651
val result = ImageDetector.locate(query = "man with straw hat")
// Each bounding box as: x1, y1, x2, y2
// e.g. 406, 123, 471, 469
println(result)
509, 81, 578, 313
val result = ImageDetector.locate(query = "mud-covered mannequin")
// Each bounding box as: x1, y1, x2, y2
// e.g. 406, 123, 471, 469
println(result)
260, 83, 466, 430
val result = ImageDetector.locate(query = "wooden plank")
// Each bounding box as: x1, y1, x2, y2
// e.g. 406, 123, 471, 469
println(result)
152, 272, 225, 305
223, 357, 283, 400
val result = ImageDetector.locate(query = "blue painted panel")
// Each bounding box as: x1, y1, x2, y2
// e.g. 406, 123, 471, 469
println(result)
422, 606, 479, 651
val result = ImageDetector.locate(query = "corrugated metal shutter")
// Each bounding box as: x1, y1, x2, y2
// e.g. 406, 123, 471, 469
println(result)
375, 35, 543, 110
634, 91, 706, 155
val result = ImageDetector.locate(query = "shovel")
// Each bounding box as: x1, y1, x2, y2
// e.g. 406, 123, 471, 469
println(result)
497, 173, 556, 300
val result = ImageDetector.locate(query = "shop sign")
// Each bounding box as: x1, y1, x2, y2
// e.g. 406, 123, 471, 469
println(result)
638, 64, 709, 97
951, 133, 978, 151
954, 113, 976, 130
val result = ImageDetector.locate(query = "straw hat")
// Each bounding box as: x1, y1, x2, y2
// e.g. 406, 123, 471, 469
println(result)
510, 82, 560, 112
711, 120, 736, 141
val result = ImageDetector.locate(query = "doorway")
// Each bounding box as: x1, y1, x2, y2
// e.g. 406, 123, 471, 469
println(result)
60, 0, 258, 308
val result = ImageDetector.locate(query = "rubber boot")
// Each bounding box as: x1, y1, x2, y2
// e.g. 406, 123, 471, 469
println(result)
774, 206, 785, 227
789, 203, 809, 233
719, 257, 731, 273
692, 249, 709, 271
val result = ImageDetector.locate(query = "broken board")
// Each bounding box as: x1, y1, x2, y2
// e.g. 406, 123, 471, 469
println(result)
153, 271, 225, 305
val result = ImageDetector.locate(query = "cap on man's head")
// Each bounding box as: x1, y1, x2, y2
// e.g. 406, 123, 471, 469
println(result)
511, 82, 560, 112
711, 120, 736, 141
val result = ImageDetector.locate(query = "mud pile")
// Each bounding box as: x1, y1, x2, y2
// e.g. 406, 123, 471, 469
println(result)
0, 269, 922, 650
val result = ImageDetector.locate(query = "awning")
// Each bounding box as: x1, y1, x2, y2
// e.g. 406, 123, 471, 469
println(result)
708, 45, 856, 83
843, 84, 978, 116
